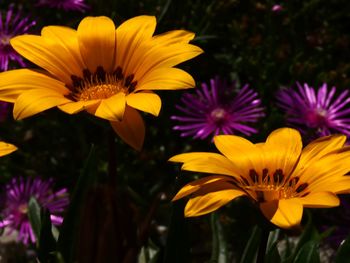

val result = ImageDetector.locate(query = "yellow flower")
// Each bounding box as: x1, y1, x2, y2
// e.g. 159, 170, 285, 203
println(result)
0, 141, 17, 157
0, 16, 203, 150
170, 128, 350, 229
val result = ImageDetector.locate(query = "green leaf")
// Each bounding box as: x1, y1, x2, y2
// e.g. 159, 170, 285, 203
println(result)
335, 235, 350, 263
138, 241, 160, 263
318, 226, 335, 241
265, 228, 281, 263
280, 235, 293, 261
210, 212, 228, 263
286, 210, 319, 262
267, 229, 280, 252
293, 241, 320, 263
51, 225, 59, 241
265, 242, 281, 263
295, 212, 318, 251
37, 210, 57, 263
239, 226, 262, 263
157, 0, 172, 23
57, 145, 97, 263
52, 252, 66, 263
28, 197, 41, 244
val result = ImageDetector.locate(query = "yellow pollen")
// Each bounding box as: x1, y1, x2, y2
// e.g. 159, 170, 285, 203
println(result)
18, 203, 28, 214
79, 83, 121, 101
240, 169, 305, 201
244, 185, 296, 200
71, 68, 138, 101
210, 108, 227, 121
1, 35, 11, 45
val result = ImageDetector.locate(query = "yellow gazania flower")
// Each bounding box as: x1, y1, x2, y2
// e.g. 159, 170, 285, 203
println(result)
0, 16, 203, 150
170, 128, 350, 229
0, 142, 17, 156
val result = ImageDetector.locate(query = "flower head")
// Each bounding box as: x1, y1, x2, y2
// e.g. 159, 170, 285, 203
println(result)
276, 83, 350, 138
272, 4, 283, 12
0, 177, 69, 244
171, 77, 264, 140
0, 16, 202, 150
170, 128, 350, 229
0, 5, 36, 71
36, 0, 88, 11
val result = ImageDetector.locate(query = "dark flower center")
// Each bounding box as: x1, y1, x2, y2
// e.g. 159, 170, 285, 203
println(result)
0, 35, 11, 46
69, 66, 137, 101
17, 203, 28, 214
239, 168, 309, 202
306, 108, 328, 127
210, 108, 227, 123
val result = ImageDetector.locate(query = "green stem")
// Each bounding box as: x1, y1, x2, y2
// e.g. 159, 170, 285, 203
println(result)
210, 213, 219, 262
108, 129, 139, 262
257, 229, 269, 263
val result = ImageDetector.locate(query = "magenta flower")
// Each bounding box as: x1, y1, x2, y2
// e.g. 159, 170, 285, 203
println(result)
276, 82, 350, 137
36, 0, 89, 11
271, 4, 283, 12
0, 177, 69, 245
0, 5, 36, 71
171, 77, 265, 140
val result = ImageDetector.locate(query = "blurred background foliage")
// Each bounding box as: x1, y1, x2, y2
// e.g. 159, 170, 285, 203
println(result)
1, 0, 350, 262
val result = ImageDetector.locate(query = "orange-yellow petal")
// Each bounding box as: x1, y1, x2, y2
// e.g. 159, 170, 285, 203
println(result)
110, 106, 145, 151
152, 30, 195, 45
136, 68, 195, 91
298, 146, 350, 184
173, 175, 231, 201
185, 182, 245, 217
319, 177, 350, 194
169, 152, 224, 163
77, 16, 116, 72
115, 15, 156, 75
58, 100, 101, 114
94, 92, 126, 121
14, 89, 71, 120
169, 152, 239, 177
260, 199, 303, 229
0, 69, 69, 103
41, 26, 85, 76
131, 43, 203, 81
0, 142, 17, 157
214, 135, 264, 176
299, 192, 339, 208
263, 128, 302, 176
11, 35, 76, 85
126, 92, 161, 116
293, 134, 346, 176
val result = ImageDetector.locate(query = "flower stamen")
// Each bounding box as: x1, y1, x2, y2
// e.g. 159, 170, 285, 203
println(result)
242, 169, 308, 201
295, 183, 308, 193
18, 203, 28, 214
70, 66, 138, 101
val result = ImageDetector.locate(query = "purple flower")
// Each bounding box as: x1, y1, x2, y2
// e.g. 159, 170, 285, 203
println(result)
0, 177, 69, 245
36, 0, 89, 11
271, 4, 283, 12
171, 77, 265, 140
276, 82, 350, 137
0, 5, 36, 71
